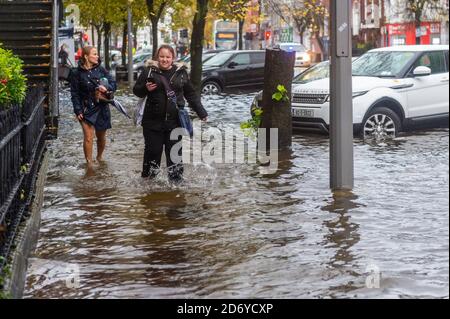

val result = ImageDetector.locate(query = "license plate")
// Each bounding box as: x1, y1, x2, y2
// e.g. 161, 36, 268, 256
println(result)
292, 108, 314, 118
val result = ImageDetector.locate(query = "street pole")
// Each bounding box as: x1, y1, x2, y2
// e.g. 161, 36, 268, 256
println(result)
330, 0, 354, 190
127, 2, 134, 86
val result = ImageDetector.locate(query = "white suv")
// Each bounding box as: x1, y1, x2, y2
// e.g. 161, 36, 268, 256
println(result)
290, 45, 449, 139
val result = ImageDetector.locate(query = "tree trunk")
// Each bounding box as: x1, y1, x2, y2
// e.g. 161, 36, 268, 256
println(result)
151, 18, 159, 59
415, 15, 421, 45
238, 19, 244, 50
133, 26, 138, 49
315, 31, 325, 62
190, 0, 209, 94
95, 25, 102, 57
104, 22, 111, 70
91, 25, 95, 47
260, 48, 295, 150
122, 22, 127, 66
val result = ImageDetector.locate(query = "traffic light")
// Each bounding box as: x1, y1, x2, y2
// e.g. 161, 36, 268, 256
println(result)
265, 31, 271, 41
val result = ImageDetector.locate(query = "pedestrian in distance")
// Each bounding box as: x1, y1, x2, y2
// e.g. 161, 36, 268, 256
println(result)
133, 44, 208, 183
70, 46, 117, 166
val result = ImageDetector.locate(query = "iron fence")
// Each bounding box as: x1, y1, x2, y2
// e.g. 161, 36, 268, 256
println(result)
0, 85, 46, 277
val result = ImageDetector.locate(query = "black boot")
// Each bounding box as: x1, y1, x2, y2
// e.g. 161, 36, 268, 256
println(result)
141, 163, 151, 178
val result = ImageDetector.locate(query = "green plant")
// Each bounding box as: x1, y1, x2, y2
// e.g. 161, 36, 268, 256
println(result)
240, 106, 263, 138
0, 44, 27, 108
272, 84, 289, 102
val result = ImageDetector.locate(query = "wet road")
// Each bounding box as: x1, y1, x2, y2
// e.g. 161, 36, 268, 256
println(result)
24, 87, 449, 298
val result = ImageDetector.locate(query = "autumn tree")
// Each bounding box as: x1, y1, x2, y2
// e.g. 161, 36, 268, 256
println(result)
212, 0, 252, 50
266, 0, 327, 59
145, 0, 177, 58
190, 0, 209, 93
405, 0, 444, 44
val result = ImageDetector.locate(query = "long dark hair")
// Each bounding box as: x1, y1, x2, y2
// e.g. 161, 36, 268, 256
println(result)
79, 46, 95, 67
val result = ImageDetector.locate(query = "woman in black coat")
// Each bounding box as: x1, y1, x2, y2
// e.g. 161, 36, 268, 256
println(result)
70, 46, 116, 165
133, 45, 208, 183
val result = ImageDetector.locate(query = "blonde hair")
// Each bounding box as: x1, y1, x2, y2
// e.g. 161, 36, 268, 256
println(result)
80, 46, 95, 67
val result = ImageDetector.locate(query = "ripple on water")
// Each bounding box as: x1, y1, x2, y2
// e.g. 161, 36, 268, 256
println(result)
24, 89, 449, 298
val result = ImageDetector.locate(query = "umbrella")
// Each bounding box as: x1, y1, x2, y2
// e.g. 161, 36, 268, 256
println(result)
109, 99, 131, 119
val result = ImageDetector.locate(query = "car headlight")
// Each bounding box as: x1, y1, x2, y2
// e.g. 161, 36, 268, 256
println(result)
325, 91, 368, 102
352, 91, 368, 98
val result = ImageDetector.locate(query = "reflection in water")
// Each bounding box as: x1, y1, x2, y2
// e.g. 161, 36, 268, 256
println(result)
322, 191, 361, 268
24, 89, 449, 298
321, 191, 362, 294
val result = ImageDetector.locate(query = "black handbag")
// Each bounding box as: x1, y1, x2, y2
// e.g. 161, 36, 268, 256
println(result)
58, 65, 71, 80
159, 75, 193, 137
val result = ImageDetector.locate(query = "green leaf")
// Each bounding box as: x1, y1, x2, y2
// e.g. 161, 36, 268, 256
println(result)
272, 92, 283, 101
253, 108, 263, 116
277, 84, 286, 93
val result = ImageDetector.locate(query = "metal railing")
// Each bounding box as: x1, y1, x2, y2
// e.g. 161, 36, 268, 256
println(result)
0, 85, 47, 277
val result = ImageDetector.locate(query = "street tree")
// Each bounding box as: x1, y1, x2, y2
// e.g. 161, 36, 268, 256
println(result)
405, 0, 444, 44
190, 0, 209, 93
145, 0, 176, 58
212, 0, 252, 50
266, 0, 328, 59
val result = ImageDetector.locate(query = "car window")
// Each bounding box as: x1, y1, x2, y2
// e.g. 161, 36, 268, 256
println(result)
412, 51, 446, 74
251, 52, 265, 64
230, 53, 250, 65
203, 52, 234, 67
293, 62, 329, 84
353, 51, 415, 77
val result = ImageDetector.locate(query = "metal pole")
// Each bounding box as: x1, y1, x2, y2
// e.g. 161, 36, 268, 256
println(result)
52, 0, 59, 118
127, 3, 134, 86
330, 0, 354, 190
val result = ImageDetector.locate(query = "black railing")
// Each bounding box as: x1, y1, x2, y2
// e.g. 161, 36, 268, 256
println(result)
0, 85, 46, 278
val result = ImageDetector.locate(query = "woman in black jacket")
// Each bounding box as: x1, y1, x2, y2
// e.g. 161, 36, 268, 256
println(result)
70, 46, 116, 165
133, 45, 208, 183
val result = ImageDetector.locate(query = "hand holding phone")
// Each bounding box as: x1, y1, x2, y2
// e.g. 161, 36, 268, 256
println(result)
146, 80, 157, 92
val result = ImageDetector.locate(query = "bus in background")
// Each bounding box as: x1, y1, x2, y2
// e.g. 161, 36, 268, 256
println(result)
213, 20, 239, 50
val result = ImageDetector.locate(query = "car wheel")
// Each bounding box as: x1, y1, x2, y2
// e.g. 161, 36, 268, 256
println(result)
202, 81, 221, 95
361, 107, 402, 140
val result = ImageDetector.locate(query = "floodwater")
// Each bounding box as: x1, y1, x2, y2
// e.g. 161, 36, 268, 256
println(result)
24, 87, 449, 298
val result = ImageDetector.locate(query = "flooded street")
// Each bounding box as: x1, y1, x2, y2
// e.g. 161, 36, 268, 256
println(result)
24, 87, 449, 298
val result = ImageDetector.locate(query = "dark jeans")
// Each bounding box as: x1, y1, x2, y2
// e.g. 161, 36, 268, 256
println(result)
142, 126, 183, 182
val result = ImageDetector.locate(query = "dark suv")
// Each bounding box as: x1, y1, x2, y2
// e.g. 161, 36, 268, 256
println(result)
201, 50, 266, 94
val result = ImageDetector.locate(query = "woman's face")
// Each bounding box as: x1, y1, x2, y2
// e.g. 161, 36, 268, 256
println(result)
85, 48, 99, 65
158, 48, 174, 70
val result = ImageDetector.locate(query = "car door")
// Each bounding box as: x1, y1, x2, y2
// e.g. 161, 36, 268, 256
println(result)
406, 50, 449, 118
249, 52, 266, 86
222, 53, 251, 88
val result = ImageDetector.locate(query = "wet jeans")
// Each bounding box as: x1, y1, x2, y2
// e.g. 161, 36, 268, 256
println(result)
142, 125, 183, 182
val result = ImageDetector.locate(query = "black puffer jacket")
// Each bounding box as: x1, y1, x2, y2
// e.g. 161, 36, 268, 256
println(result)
133, 61, 208, 130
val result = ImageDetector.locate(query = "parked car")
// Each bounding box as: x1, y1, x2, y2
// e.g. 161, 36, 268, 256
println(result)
178, 50, 227, 71
115, 52, 152, 80
288, 45, 449, 139
251, 57, 359, 112
277, 42, 311, 67
201, 50, 266, 94
250, 60, 331, 113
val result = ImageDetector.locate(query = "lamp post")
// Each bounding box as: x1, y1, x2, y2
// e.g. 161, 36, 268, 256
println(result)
330, 0, 354, 190
127, 0, 134, 86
